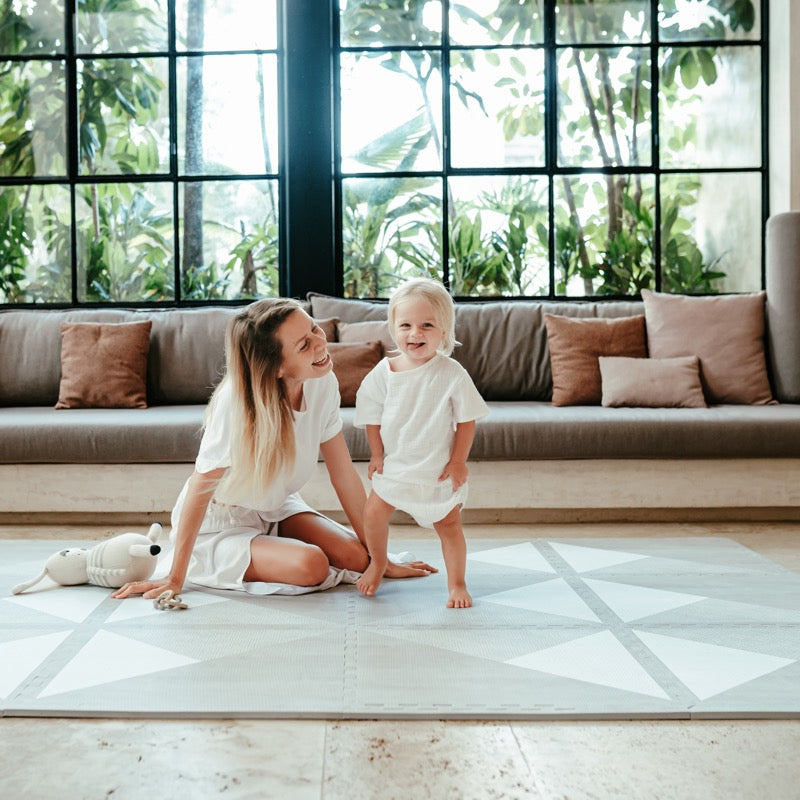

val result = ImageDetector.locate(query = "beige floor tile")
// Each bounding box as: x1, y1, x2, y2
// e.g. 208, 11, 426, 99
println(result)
510, 719, 800, 800
322, 720, 542, 800
0, 718, 327, 800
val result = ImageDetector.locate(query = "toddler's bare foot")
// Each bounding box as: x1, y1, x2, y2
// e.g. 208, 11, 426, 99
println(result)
357, 558, 386, 597
447, 585, 472, 609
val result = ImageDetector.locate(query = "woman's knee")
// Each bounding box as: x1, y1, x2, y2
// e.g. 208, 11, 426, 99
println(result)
295, 545, 331, 586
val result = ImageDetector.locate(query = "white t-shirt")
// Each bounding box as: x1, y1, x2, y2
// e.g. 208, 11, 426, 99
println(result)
354, 354, 489, 483
192, 370, 343, 514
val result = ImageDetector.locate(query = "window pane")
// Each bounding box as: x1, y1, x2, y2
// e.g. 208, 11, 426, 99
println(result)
177, 54, 278, 176
554, 173, 656, 296
659, 46, 760, 169
340, 0, 442, 47
659, 0, 760, 42
0, 184, 71, 303
449, 175, 549, 296
77, 0, 167, 54
75, 182, 174, 302
179, 179, 278, 300
0, 0, 65, 56
557, 0, 650, 44
450, 49, 545, 169
558, 46, 651, 168
78, 57, 170, 176
0, 60, 67, 177
342, 177, 442, 298
340, 51, 442, 174
660, 172, 760, 294
449, 0, 544, 46
176, 0, 277, 52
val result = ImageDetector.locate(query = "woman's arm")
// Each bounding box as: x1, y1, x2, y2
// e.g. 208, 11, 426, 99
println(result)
111, 467, 225, 599
319, 432, 368, 544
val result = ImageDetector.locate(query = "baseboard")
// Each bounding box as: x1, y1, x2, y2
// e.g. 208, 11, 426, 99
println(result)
2, 459, 799, 524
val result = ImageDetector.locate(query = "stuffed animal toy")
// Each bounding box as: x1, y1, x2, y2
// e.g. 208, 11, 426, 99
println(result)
12, 523, 163, 594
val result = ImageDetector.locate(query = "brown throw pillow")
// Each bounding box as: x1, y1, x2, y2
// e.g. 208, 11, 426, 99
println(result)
313, 317, 338, 342
328, 341, 383, 407
55, 321, 152, 409
599, 356, 707, 408
545, 314, 647, 406
641, 290, 774, 405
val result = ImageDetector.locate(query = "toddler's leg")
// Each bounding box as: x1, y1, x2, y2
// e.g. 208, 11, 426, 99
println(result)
357, 490, 394, 597
433, 505, 472, 609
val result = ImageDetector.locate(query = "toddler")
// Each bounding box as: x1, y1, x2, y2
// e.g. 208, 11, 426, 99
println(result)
354, 278, 489, 608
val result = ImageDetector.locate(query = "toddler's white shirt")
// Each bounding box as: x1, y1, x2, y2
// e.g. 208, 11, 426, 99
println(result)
354, 354, 489, 483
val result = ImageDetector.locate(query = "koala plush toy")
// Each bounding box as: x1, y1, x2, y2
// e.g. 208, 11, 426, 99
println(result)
12, 523, 163, 594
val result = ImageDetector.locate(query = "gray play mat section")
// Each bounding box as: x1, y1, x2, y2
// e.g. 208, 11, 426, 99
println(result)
2, 537, 799, 719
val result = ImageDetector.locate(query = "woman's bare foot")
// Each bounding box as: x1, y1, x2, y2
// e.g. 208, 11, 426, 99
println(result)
356, 558, 386, 596
447, 585, 472, 609
384, 560, 437, 579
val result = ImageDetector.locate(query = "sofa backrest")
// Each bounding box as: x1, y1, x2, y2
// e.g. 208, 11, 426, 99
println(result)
0, 307, 238, 406
308, 293, 643, 401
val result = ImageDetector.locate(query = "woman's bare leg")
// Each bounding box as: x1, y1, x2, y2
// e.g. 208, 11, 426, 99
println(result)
245, 535, 330, 586
356, 492, 395, 597
278, 512, 369, 573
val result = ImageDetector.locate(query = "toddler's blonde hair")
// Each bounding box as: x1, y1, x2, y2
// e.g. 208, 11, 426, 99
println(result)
387, 278, 457, 356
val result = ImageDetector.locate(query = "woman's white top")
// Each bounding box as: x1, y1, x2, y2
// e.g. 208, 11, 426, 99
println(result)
354, 354, 489, 483
180, 370, 342, 518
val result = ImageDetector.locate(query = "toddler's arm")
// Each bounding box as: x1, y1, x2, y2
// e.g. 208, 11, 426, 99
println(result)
438, 420, 476, 490
365, 424, 385, 479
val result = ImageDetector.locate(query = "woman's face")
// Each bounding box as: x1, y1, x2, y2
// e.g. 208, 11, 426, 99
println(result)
276, 309, 332, 383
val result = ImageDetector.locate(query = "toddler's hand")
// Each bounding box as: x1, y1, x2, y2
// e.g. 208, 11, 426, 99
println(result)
439, 460, 468, 490
368, 456, 384, 480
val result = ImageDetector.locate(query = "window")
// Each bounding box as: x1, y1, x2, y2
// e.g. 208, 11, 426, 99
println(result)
0, 0, 766, 305
337, 0, 766, 298
0, 0, 279, 304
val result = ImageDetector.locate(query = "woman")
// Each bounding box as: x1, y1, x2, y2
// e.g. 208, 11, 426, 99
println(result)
112, 298, 434, 600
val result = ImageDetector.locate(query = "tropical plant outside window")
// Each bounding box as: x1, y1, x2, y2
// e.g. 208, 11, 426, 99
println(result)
0, 0, 764, 305
338, 0, 764, 298
0, 0, 279, 304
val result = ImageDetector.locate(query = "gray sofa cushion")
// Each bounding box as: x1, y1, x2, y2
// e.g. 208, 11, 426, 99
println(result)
0, 308, 236, 406
5, 402, 800, 464
309, 293, 643, 400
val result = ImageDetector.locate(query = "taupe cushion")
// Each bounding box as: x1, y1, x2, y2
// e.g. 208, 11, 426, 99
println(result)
642, 290, 774, 405
337, 319, 396, 352
545, 315, 648, 406
56, 321, 152, 409
599, 356, 706, 408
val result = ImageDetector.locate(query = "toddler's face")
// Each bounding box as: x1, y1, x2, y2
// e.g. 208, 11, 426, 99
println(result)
391, 297, 444, 366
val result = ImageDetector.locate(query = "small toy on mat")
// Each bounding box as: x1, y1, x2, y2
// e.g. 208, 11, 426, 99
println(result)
153, 589, 188, 611
12, 523, 163, 594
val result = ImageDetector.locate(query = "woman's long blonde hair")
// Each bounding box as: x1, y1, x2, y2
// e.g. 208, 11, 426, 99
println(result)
208, 298, 301, 504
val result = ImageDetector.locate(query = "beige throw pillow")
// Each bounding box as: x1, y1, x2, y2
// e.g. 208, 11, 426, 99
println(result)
328, 341, 383, 407
544, 314, 648, 406
599, 356, 707, 408
55, 321, 152, 409
641, 290, 774, 405
337, 319, 396, 353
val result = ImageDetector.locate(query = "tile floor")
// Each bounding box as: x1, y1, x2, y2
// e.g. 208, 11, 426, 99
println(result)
2, 520, 800, 800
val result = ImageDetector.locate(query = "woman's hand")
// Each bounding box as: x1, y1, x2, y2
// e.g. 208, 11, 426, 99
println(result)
384, 559, 438, 579
111, 575, 184, 600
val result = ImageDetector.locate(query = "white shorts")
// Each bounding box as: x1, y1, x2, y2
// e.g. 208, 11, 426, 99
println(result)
169, 494, 358, 595
371, 473, 467, 529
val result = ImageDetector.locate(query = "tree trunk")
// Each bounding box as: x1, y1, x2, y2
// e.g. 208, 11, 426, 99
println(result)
181, 0, 205, 280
